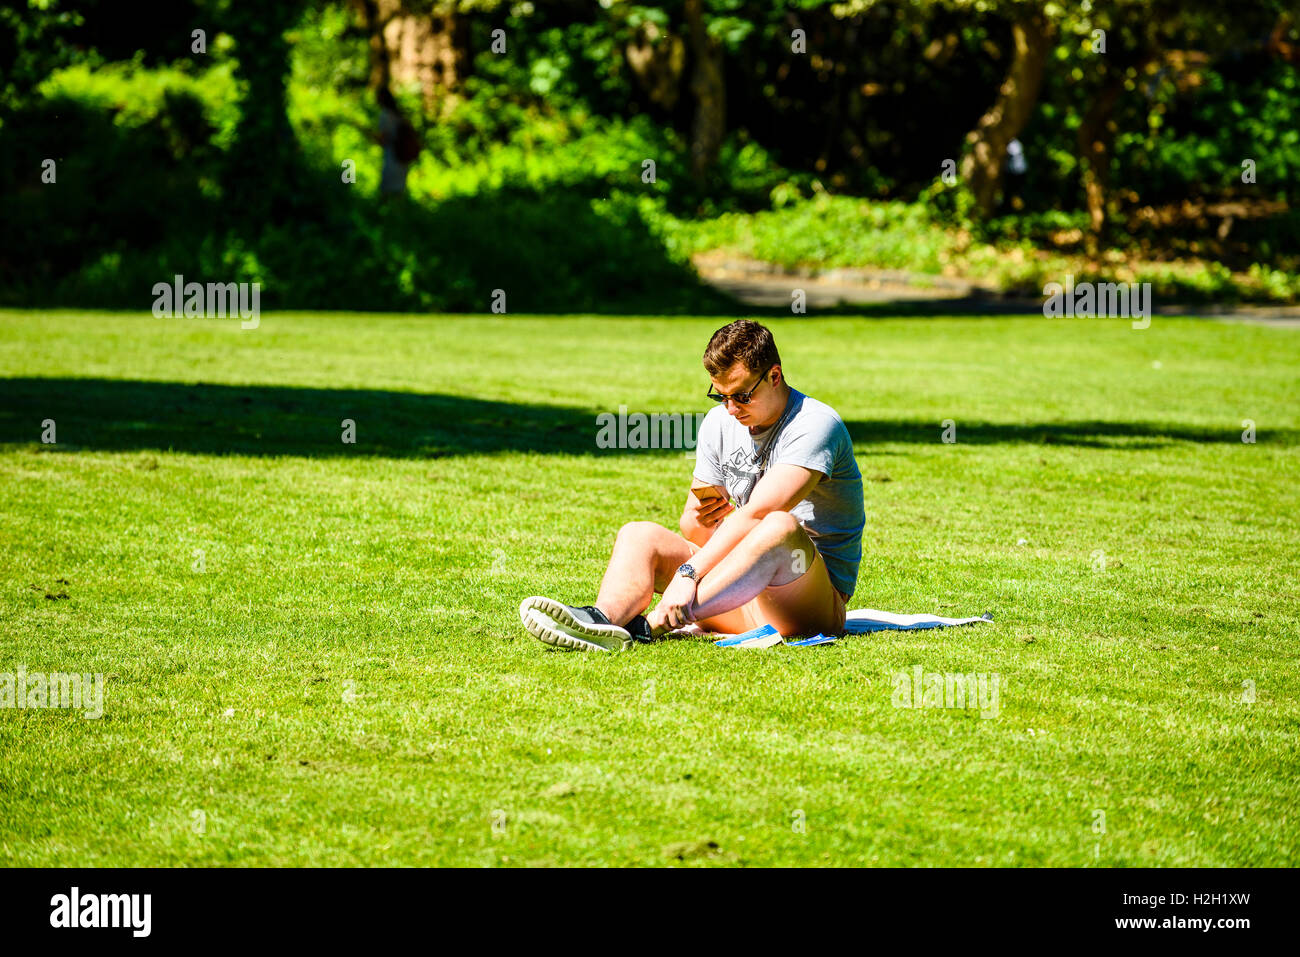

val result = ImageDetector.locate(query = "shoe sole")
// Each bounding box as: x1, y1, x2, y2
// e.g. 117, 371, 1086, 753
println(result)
519, 596, 632, 652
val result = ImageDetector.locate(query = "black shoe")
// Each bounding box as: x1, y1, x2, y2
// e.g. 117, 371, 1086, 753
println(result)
624, 614, 653, 643
519, 596, 633, 652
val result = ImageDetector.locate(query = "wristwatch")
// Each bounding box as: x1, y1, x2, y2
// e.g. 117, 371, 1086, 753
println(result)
676, 563, 698, 581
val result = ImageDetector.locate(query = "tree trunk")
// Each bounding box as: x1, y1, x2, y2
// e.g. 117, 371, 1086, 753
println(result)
357, 0, 393, 93
1078, 47, 1159, 248
223, 0, 305, 220
1076, 79, 1125, 246
385, 5, 468, 108
1267, 13, 1298, 66
357, 0, 467, 108
685, 0, 725, 184
959, 12, 1053, 216
625, 20, 686, 112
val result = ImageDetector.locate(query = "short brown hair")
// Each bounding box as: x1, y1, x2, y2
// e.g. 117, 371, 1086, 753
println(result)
703, 320, 781, 378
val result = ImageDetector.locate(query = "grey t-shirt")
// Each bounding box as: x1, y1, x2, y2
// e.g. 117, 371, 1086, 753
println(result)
692, 388, 864, 598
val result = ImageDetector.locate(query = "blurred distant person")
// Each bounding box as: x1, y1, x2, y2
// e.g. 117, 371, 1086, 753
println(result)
376, 87, 420, 198
1001, 138, 1028, 212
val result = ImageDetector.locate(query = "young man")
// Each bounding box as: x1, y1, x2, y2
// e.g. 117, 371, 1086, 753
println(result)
520, 319, 865, 651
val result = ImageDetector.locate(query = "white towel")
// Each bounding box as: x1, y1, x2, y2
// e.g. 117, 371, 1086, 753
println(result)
843, 609, 993, 633
674, 609, 992, 640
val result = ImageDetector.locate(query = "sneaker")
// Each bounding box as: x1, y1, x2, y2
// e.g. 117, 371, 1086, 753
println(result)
519, 596, 633, 652
624, 614, 653, 643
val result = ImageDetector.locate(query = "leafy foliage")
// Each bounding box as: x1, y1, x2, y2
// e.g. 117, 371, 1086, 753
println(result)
1, 0, 1297, 308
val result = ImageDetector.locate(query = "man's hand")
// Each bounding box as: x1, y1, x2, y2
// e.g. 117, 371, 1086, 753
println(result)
649, 573, 698, 634
686, 484, 733, 528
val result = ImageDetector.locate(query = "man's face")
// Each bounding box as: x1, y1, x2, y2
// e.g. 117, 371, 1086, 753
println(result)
709, 361, 784, 429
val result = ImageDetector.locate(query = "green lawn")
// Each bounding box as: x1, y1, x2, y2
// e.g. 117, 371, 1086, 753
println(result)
1, 310, 1296, 867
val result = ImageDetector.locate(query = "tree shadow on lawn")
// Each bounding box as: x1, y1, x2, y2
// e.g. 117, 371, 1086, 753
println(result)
841, 419, 1296, 449
0, 378, 604, 458
2, 378, 1291, 458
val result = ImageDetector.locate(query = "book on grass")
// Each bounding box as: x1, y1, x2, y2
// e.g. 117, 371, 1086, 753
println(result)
715, 623, 780, 647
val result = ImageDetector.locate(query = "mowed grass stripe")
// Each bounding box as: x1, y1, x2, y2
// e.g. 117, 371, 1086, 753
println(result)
0, 311, 1296, 865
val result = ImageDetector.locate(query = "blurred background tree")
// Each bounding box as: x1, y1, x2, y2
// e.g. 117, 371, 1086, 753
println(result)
2, 0, 1297, 311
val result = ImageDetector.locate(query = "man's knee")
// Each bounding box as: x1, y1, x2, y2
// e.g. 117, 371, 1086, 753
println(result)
616, 520, 665, 540
615, 520, 690, 591
750, 512, 819, 587
753, 510, 802, 545
616, 520, 672, 550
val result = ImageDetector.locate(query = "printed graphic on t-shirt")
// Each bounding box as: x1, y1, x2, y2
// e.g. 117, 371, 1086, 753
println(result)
723, 447, 761, 501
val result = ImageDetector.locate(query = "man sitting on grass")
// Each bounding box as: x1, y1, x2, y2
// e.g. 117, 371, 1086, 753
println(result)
520, 319, 865, 651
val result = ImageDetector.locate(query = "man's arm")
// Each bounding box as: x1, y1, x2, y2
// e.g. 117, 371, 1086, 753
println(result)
653, 464, 821, 629
687, 464, 820, 581
683, 410, 730, 546
679, 480, 731, 547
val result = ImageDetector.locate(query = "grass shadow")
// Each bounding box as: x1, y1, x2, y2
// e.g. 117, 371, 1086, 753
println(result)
843, 419, 1297, 449
1, 378, 606, 458
2, 378, 1291, 458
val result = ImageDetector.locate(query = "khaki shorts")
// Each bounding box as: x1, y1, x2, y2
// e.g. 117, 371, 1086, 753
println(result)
691, 542, 848, 638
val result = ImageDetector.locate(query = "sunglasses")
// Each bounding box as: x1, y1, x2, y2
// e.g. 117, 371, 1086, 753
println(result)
706, 364, 774, 405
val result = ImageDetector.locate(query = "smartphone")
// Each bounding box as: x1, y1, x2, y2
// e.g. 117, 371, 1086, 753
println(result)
691, 478, 733, 509
690, 478, 727, 503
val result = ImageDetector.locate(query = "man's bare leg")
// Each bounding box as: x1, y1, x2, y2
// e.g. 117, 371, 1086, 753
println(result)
687, 512, 810, 620
593, 513, 838, 638
594, 521, 694, 625
642, 511, 837, 636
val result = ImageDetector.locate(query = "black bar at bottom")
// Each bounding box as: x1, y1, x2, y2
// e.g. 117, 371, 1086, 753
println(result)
0, 867, 1286, 945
